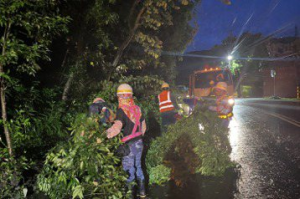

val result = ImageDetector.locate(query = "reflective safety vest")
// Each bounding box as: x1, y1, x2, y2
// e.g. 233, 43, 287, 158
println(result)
158, 91, 175, 113
120, 105, 143, 143
216, 96, 233, 119
218, 112, 233, 119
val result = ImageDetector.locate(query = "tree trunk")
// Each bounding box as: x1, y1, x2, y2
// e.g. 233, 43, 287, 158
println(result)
0, 65, 12, 156
108, 5, 146, 80
62, 71, 74, 101
0, 22, 13, 156
61, 48, 69, 69
61, 36, 84, 100
128, 0, 140, 28
60, 48, 73, 101
111, 6, 145, 68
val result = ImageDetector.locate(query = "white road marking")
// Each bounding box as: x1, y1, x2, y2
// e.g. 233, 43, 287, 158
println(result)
264, 111, 300, 128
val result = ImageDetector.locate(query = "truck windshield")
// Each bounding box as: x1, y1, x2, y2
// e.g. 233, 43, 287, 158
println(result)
195, 70, 232, 88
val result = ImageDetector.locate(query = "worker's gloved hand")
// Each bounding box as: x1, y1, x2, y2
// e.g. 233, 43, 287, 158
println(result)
106, 131, 113, 139
106, 120, 122, 139
174, 113, 182, 121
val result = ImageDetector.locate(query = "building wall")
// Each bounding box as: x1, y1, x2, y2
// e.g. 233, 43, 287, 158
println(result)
263, 62, 299, 98
264, 37, 300, 98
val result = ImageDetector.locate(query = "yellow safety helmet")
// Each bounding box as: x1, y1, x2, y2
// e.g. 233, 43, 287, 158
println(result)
93, 97, 105, 103
161, 82, 169, 89
117, 83, 133, 95
213, 82, 228, 92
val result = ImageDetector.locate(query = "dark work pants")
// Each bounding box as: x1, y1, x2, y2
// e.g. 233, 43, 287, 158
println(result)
221, 118, 231, 128
161, 110, 177, 133
122, 139, 145, 183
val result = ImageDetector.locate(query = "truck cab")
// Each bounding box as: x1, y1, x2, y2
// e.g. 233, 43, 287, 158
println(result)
189, 67, 235, 98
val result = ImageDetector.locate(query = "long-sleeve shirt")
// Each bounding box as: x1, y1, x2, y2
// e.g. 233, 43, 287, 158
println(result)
107, 108, 146, 139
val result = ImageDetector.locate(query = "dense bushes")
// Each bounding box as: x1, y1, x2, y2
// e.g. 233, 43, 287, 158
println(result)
1, 78, 235, 198
1, 0, 202, 197
37, 114, 128, 199
0, 84, 73, 198
146, 107, 234, 185
0, 148, 30, 198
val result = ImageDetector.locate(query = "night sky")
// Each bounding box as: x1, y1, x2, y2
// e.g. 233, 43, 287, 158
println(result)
187, 0, 300, 52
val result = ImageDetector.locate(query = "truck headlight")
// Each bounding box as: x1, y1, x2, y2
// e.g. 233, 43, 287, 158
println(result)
228, 98, 235, 105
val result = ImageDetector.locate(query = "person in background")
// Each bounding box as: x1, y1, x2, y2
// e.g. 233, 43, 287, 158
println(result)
209, 82, 233, 127
88, 97, 115, 126
106, 84, 147, 199
158, 82, 178, 132
216, 73, 224, 82
209, 80, 215, 96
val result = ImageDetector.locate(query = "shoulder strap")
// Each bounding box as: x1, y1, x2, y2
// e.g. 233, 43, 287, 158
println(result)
121, 105, 141, 134
131, 105, 141, 135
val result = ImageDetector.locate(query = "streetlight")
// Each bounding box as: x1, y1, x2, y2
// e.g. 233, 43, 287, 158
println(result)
227, 55, 233, 69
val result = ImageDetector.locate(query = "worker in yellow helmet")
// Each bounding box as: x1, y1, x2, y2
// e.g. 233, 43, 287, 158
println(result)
158, 82, 178, 132
209, 82, 234, 127
106, 83, 147, 198
88, 97, 115, 126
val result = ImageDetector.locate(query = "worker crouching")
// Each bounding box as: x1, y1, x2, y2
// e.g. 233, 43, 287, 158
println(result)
89, 97, 115, 126
209, 82, 233, 127
106, 84, 147, 198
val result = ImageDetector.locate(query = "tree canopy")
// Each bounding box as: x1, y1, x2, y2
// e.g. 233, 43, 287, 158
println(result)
0, 0, 203, 198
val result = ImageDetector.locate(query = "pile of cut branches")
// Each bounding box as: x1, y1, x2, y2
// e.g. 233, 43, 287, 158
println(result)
146, 107, 234, 185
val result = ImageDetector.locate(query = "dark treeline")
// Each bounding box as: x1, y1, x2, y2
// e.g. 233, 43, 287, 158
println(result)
0, 0, 201, 198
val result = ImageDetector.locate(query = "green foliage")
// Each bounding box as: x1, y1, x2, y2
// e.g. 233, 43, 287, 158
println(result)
37, 114, 128, 199
0, 0, 202, 197
59, 0, 200, 105
6, 81, 69, 154
0, 0, 69, 161
60, 0, 119, 98
120, 75, 162, 97
0, 148, 31, 199
0, 80, 78, 196
0, 0, 69, 74
146, 107, 234, 185
89, 80, 119, 104
137, 95, 161, 124
130, 0, 199, 69
8, 104, 67, 154
148, 165, 171, 185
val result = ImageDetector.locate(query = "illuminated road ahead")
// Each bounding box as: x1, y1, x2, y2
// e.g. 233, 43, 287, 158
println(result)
148, 99, 300, 199
231, 99, 300, 199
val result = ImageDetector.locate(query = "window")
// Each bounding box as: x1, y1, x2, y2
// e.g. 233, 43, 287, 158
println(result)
195, 70, 232, 88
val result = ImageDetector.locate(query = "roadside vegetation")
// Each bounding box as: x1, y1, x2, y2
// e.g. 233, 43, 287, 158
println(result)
146, 107, 234, 186
0, 0, 235, 198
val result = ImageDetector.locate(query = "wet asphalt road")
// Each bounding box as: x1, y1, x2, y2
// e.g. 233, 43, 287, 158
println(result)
149, 99, 300, 199
232, 99, 300, 199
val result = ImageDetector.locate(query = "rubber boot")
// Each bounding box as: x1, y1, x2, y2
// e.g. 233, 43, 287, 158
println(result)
138, 180, 147, 198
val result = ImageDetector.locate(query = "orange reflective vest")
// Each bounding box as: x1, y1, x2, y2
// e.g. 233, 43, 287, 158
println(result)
216, 96, 233, 119
158, 91, 175, 113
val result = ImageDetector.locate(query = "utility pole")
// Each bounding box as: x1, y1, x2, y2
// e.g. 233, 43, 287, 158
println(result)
273, 73, 276, 97
271, 69, 277, 98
